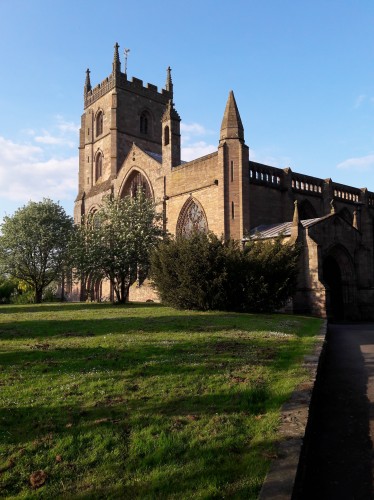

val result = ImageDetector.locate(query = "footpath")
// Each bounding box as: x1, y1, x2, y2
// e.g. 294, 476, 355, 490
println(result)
293, 323, 374, 499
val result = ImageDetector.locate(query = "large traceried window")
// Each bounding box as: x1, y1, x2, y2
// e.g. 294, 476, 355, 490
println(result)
177, 197, 208, 236
121, 170, 152, 199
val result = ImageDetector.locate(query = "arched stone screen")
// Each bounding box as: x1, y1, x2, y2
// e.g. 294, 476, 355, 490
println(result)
121, 170, 152, 199
177, 197, 208, 236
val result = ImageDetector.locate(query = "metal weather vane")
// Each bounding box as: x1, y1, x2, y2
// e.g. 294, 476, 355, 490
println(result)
124, 48, 130, 75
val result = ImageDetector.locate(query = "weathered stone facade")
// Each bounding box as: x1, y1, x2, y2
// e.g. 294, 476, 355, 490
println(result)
72, 43, 374, 320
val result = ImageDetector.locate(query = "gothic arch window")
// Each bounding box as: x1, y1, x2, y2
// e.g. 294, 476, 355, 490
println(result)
177, 197, 208, 237
164, 125, 170, 146
121, 170, 152, 199
140, 111, 150, 135
298, 199, 317, 220
95, 152, 103, 182
96, 110, 103, 137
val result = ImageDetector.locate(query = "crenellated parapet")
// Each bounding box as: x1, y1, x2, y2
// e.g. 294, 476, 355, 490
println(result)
84, 71, 173, 109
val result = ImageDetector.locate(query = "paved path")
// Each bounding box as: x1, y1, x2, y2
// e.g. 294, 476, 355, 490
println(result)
294, 323, 374, 499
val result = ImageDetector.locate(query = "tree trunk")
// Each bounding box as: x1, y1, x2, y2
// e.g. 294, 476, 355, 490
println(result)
119, 279, 126, 304
35, 288, 43, 303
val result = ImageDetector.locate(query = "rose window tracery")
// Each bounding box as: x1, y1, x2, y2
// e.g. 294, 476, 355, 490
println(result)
177, 198, 208, 236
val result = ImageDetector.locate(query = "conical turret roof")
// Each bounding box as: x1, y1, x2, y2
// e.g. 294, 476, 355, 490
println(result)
220, 90, 244, 141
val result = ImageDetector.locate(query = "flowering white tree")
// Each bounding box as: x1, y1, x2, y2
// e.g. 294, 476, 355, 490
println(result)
71, 191, 163, 303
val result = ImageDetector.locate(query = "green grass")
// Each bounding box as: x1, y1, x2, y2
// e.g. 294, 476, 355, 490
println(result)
0, 302, 321, 499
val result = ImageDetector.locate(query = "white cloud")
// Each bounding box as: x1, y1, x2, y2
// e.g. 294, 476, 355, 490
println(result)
35, 131, 67, 145
337, 154, 374, 172
180, 122, 216, 161
181, 141, 217, 161
354, 94, 366, 109
0, 116, 79, 209
55, 115, 80, 134
180, 123, 208, 135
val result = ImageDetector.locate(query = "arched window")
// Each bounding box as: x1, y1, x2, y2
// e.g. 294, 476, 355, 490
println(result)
121, 170, 152, 199
96, 111, 103, 136
177, 197, 208, 237
298, 199, 318, 220
164, 126, 170, 146
140, 112, 149, 134
95, 152, 103, 181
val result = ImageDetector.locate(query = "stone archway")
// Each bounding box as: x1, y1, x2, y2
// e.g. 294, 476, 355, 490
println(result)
322, 245, 356, 320
120, 169, 153, 199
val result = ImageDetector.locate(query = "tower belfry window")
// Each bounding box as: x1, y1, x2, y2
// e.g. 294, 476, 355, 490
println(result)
140, 112, 149, 134
96, 111, 103, 136
164, 126, 170, 146
95, 152, 103, 181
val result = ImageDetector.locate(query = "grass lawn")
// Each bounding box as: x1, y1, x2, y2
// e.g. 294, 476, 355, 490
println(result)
0, 302, 321, 499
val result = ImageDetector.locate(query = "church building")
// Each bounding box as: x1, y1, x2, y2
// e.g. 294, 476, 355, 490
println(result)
73, 43, 374, 320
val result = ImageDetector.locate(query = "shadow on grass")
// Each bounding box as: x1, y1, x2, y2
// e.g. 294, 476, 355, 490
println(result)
0, 313, 317, 342
0, 397, 274, 498
0, 336, 297, 380
0, 301, 156, 315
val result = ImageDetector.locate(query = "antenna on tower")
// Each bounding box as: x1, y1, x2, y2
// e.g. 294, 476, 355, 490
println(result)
124, 48, 130, 75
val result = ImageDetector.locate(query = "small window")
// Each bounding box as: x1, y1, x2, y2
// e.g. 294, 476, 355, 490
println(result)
231, 201, 235, 219
231, 161, 234, 181
96, 111, 103, 137
140, 112, 149, 134
87, 128, 90, 135
164, 125, 170, 146
95, 152, 103, 181
87, 156, 89, 163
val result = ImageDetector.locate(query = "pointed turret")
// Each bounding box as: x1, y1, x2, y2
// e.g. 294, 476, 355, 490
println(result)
292, 200, 300, 226
84, 68, 91, 93
165, 66, 173, 94
162, 99, 181, 169
162, 99, 180, 122
220, 91, 244, 142
112, 42, 121, 74
290, 200, 301, 243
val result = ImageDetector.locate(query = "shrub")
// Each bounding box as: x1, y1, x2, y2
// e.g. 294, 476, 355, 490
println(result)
0, 278, 17, 304
242, 238, 300, 312
150, 232, 240, 310
150, 232, 300, 313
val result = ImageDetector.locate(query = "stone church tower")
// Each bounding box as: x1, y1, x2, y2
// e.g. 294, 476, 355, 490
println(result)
73, 43, 374, 321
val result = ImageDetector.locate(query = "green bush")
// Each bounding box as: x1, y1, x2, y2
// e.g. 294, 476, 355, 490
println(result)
150, 232, 300, 313
242, 238, 300, 312
0, 278, 17, 304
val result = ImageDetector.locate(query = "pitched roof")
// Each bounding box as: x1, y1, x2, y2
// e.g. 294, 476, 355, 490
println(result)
145, 150, 163, 163
248, 217, 325, 239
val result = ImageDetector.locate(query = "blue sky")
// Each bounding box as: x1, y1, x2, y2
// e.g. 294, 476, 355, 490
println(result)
1, 0, 374, 220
